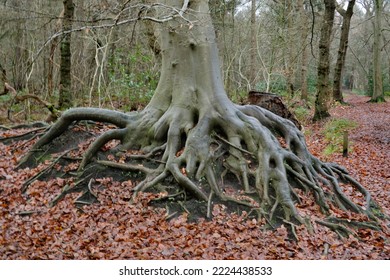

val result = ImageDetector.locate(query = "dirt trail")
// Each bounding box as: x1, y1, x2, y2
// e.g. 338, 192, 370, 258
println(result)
332, 95, 390, 145
310, 94, 389, 214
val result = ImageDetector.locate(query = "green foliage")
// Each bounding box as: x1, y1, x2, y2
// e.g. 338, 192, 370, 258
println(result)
107, 46, 159, 110
365, 69, 389, 97
229, 90, 248, 104
293, 106, 310, 124
383, 75, 390, 97
306, 72, 318, 94
0, 94, 11, 102
322, 118, 358, 155
352, 89, 366, 96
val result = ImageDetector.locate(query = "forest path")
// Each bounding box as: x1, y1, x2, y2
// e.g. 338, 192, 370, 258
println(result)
307, 93, 389, 217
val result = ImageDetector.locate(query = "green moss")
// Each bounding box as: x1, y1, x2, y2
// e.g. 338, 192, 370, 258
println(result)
322, 118, 358, 156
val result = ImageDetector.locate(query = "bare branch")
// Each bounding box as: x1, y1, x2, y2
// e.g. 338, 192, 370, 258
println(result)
180, 0, 190, 17
26, 3, 195, 79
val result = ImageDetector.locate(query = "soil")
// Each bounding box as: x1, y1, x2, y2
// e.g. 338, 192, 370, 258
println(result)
0, 93, 389, 259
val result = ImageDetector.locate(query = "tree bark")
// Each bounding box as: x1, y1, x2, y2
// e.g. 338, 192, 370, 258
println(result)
59, 0, 74, 110
371, 0, 385, 102
333, 0, 355, 103
298, 0, 309, 103
1, 62, 8, 96
48, 9, 64, 97
285, 1, 295, 97
250, 0, 257, 89
313, 0, 336, 121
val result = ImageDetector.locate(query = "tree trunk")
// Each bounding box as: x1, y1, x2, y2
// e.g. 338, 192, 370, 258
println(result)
313, 0, 335, 121
48, 9, 64, 97
0, 62, 7, 95
19, 0, 384, 233
58, 0, 74, 110
298, 0, 309, 103
371, 0, 385, 103
285, 1, 295, 97
333, 0, 355, 103
250, 0, 257, 89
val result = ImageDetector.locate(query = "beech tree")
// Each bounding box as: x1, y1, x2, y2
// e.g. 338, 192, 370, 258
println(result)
19, 0, 384, 233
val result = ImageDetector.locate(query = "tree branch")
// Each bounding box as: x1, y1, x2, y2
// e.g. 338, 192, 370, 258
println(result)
25, 3, 195, 78
180, 0, 190, 17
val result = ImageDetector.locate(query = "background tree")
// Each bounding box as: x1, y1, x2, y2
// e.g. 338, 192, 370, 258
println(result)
333, 0, 356, 104
298, 0, 310, 103
58, 0, 74, 109
371, 0, 385, 102
313, 0, 336, 121
250, 0, 257, 89
1, 0, 388, 119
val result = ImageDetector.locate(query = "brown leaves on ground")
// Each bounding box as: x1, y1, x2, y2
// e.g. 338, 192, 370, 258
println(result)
0, 95, 389, 259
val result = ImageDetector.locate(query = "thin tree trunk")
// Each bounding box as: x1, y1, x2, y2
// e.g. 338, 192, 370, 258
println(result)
313, 0, 335, 121
250, 0, 257, 89
59, 0, 74, 109
1, 62, 7, 95
298, 0, 309, 103
285, 1, 295, 97
333, 0, 355, 103
371, 0, 385, 102
48, 9, 64, 97
300, 46, 309, 102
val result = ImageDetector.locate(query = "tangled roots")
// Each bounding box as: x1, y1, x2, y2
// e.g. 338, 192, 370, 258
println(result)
19, 104, 386, 236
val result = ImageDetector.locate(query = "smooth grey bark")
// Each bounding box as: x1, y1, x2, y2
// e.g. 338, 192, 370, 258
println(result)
20, 0, 384, 233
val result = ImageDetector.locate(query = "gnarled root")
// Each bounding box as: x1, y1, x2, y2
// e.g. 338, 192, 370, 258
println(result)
19, 102, 387, 235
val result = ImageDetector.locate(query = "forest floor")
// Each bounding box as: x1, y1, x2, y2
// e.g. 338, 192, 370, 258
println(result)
0, 93, 389, 259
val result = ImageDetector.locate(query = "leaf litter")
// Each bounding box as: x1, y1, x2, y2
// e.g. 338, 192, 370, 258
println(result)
0, 95, 389, 259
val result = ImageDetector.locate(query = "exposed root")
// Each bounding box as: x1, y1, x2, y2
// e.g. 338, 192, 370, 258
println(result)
17, 107, 132, 168
17, 101, 387, 237
78, 128, 127, 170
49, 176, 93, 207
0, 121, 48, 130
22, 150, 71, 193
10, 0, 385, 239
316, 219, 356, 238
97, 160, 155, 174
0, 126, 48, 151
0, 127, 47, 142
